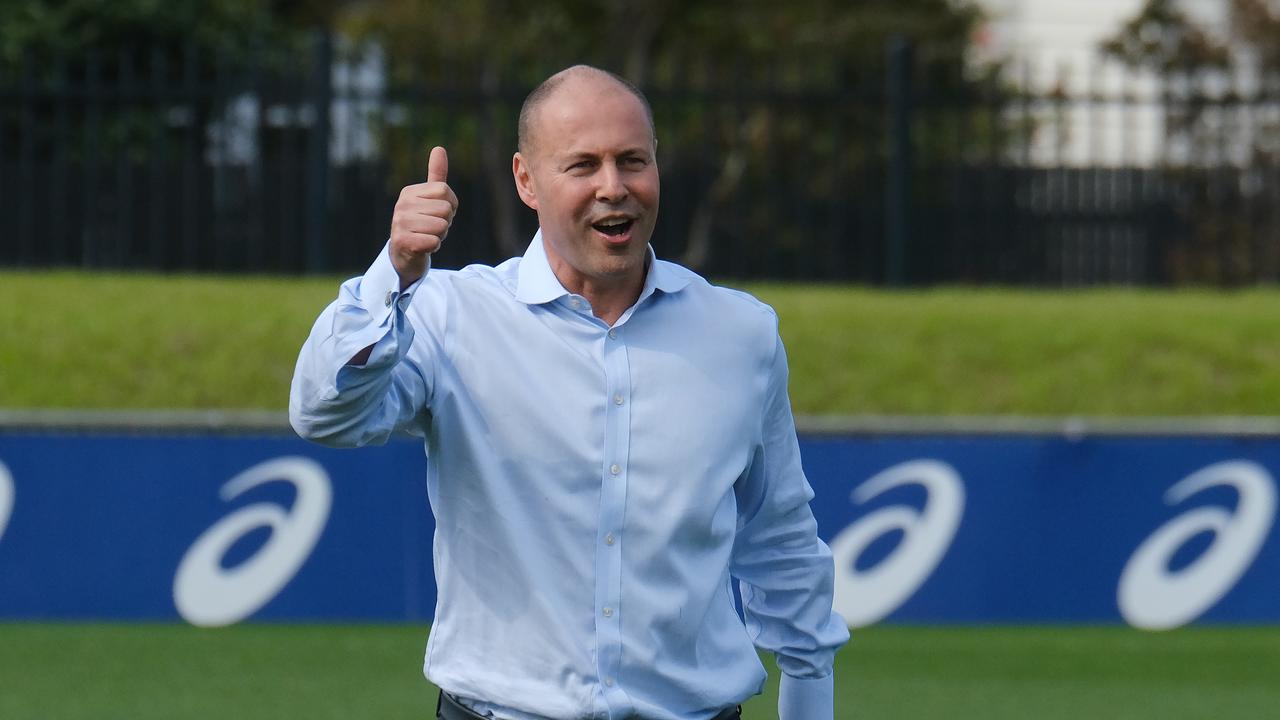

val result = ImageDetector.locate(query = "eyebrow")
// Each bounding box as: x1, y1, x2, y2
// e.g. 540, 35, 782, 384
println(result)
561, 147, 651, 162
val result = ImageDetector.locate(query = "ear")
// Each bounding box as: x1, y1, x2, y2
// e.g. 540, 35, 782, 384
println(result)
512, 152, 539, 211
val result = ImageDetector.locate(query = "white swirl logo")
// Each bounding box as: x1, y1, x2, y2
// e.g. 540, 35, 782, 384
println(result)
830, 459, 965, 627
0, 460, 13, 543
1118, 460, 1276, 630
174, 456, 332, 627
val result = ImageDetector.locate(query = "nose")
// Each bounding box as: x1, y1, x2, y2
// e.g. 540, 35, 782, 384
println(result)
595, 162, 628, 204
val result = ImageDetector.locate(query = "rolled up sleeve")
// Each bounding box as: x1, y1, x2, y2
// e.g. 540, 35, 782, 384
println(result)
289, 242, 435, 447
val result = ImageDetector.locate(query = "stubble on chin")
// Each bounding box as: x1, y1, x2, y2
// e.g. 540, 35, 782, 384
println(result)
592, 248, 646, 280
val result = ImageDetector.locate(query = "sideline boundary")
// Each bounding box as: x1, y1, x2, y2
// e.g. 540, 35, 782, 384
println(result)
3, 409, 1280, 437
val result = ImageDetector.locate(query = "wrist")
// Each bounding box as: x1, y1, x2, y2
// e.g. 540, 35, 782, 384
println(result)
397, 254, 430, 290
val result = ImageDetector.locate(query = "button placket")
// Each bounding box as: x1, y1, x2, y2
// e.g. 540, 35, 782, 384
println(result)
594, 323, 631, 710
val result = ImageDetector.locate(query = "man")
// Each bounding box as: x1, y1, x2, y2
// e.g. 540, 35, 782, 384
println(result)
290, 65, 848, 720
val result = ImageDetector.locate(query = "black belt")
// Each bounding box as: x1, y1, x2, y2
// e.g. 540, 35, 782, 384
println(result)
436, 691, 742, 720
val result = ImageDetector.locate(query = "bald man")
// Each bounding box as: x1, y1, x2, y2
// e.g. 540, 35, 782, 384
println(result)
290, 65, 848, 720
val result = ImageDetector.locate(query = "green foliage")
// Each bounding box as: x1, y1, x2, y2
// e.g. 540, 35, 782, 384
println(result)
1099, 0, 1231, 74
0, 0, 319, 171
1106, 0, 1280, 83
340, 0, 987, 81
1099, 0, 1280, 284
1232, 0, 1280, 71
0, 1, 1019, 277
336, 0, 1012, 266
3, 271, 1279, 416
0, 0, 298, 67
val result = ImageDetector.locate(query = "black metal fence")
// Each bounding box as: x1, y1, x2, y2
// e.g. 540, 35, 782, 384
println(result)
2, 35, 1279, 285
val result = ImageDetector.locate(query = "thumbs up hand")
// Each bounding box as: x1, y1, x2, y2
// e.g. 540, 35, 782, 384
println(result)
390, 146, 458, 289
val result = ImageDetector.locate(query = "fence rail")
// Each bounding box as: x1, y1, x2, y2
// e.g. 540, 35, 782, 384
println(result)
2, 36, 1279, 284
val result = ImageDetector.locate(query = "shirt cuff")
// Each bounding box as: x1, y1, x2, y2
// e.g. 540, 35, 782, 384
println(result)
358, 242, 426, 321
779, 672, 834, 720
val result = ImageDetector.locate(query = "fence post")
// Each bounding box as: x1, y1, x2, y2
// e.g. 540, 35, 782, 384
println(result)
19, 51, 35, 265
885, 36, 913, 286
306, 30, 334, 273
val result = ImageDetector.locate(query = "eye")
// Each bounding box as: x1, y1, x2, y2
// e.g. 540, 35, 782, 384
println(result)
567, 159, 596, 172
620, 156, 647, 168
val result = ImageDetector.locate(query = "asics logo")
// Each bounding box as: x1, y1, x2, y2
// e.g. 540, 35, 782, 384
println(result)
0, 460, 12, 544
1118, 460, 1276, 630
173, 457, 332, 627
830, 460, 965, 627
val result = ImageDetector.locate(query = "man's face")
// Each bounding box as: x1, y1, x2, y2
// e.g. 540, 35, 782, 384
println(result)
512, 79, 659, 291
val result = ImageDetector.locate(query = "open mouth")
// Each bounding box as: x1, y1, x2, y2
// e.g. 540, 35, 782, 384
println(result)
592, 218, 634, 237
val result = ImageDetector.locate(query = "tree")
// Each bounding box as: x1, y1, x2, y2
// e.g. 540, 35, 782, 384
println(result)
1100, 0, 1280, 283
0, 0, 319, 164
1099, 0, 1230, 73
0, 0, 1008, 277
0, 0, 316, 70
1230, 0, 1280, 164
338, 0, 1000, 270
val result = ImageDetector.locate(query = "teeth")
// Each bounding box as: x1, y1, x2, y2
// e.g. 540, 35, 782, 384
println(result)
598, 218, 628, 227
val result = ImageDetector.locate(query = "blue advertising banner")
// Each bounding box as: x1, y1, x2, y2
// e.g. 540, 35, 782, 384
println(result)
0, 433, 436, 623
0, 429, 1276, 627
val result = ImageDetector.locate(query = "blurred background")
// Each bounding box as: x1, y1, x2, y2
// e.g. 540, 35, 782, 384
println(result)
4, 0, 1279, 284
1, 2, 1279, 719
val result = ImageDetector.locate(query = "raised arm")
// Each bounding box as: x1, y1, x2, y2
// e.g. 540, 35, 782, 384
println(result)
289, 146, 457, 447
348, 146, 457, 366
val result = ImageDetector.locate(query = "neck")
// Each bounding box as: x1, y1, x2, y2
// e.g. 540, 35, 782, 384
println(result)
549, 256, 648, 327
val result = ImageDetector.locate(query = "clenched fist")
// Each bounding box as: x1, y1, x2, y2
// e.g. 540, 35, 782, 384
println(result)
390, 145, 458, 289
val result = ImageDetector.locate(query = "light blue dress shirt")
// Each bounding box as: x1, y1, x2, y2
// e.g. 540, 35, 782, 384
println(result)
290, 233, 849, 719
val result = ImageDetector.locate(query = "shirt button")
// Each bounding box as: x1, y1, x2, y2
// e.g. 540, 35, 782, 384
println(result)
602, 607, 613, 618
608, 329, 617, 339
613, 393, 624, 406
384, 290, 393, 307
609, 464, 620, 476
570, 298, 581, 309
605, 534, 615, 545
604, 678, 614, 687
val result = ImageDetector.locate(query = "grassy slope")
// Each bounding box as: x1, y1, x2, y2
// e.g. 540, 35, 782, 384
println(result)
2, 624, 1277, 720
3, 271, 1279, 415
762, 285, 1280, 416
0, 272, 338, 411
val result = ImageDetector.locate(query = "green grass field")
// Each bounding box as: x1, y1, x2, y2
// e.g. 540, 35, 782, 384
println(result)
3, 271, 1280, 415
2, 624, 1277, 719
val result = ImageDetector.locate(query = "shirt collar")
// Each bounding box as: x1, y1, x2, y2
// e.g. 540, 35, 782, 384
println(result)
514, 230, 691, 306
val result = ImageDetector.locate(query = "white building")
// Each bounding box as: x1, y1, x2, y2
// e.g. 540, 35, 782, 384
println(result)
972, 0, 1237, 165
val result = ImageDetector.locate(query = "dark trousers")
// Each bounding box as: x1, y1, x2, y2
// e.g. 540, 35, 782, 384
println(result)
436, 691, 742, 720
